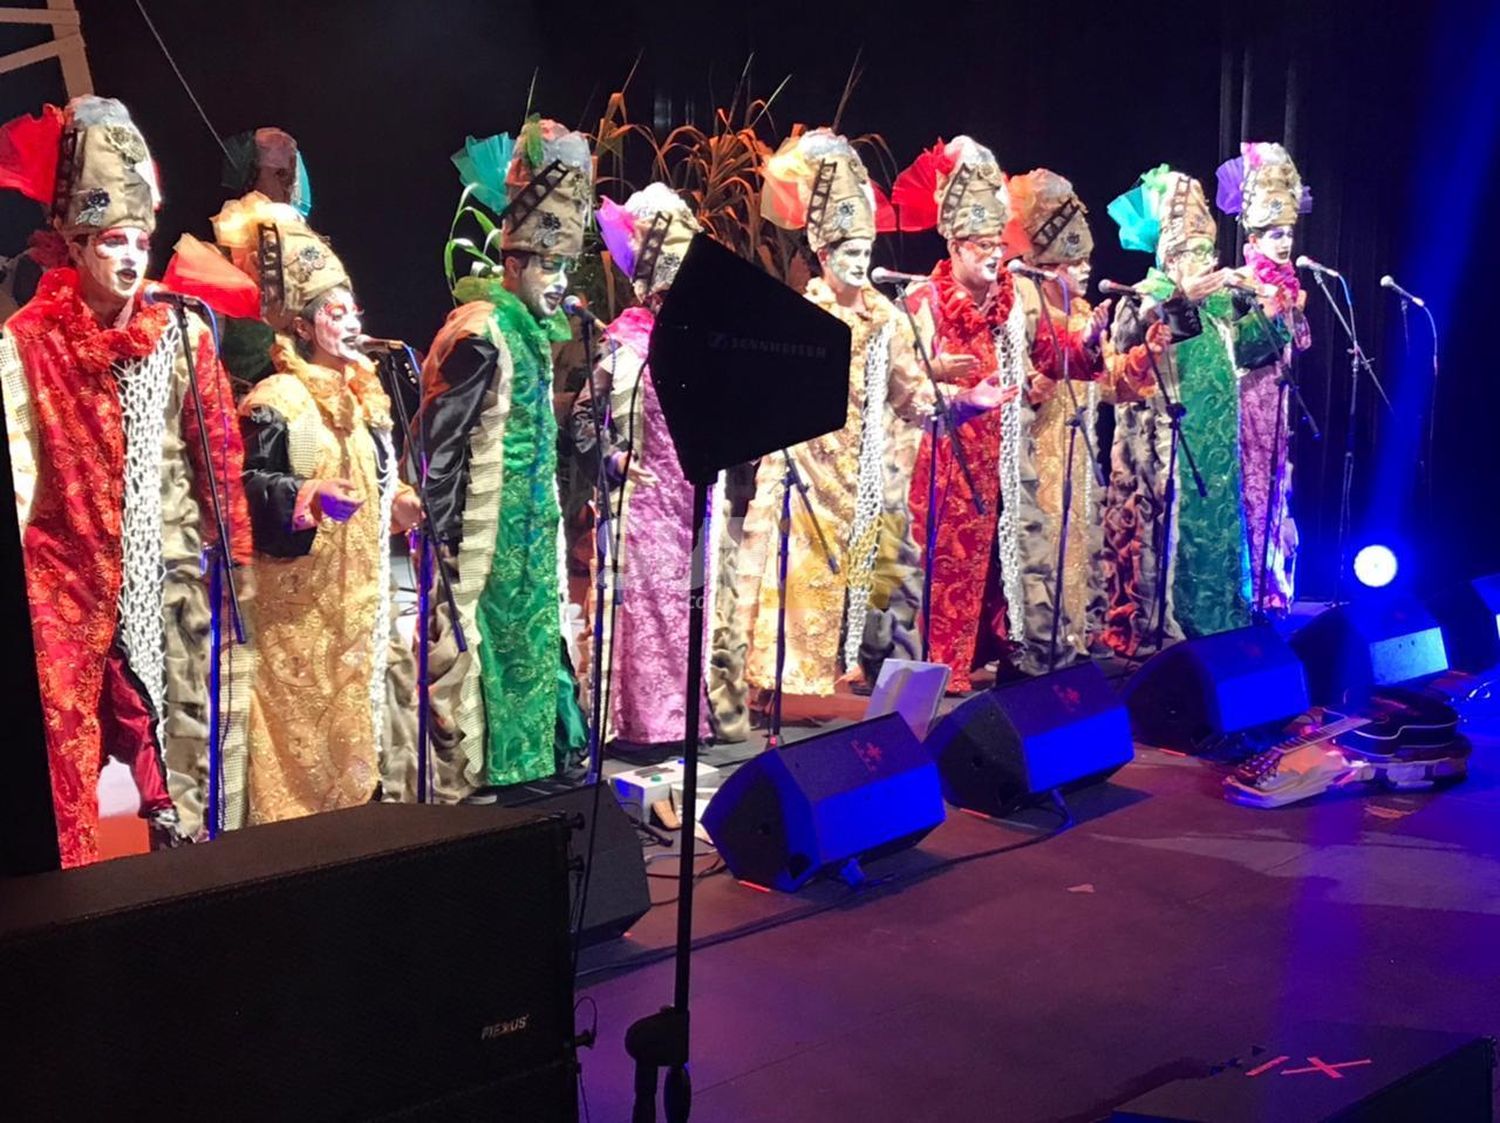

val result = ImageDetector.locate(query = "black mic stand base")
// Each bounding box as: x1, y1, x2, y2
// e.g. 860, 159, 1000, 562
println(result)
626, 1006, 691, 1123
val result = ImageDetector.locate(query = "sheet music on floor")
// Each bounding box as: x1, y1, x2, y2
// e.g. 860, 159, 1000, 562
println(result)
864, 659, 951, 740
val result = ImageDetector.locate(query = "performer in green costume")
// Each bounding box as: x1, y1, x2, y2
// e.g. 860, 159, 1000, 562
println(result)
416, 118, 589, 798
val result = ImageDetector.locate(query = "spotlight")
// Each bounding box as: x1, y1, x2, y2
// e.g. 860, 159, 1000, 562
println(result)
1354, 544, 1399, 588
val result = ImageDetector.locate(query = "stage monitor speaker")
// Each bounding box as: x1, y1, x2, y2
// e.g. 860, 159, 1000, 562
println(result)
0, 804, 579, 1122
1426, 574, 1500, 671
1123, 625, 1310, 750
518, 784, 650, 946
702, 713, 946, 891
1289, 599, 1449, 706
926, 661, 1134, 815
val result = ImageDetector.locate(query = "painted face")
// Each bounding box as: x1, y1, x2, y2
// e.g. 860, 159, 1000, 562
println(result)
951, 235, 1004, 289
72, 226, 150, 305
1167, 236, 1218, 285
1250, 224, 1295, 265
515, 253, 574, 318
824, 237, 873, 289
1060, 258, 1092, 294
305, 286, 364, 364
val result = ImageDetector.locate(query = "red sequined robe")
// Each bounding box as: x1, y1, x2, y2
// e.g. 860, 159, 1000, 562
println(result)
2, 268, 249, 866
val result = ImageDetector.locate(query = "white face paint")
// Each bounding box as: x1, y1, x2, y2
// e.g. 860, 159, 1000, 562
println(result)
1061, 258, 1092, 294
824, 237, 873, 290
1167, 236, 1218, 285
303, 286, 363, 365
515, 253, 574, 318
71, 226, 150, 306
1249, 225, 1295, 266
951, 235, 1004, 290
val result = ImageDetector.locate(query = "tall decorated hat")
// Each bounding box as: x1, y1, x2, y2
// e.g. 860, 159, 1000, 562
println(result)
1108, 164, 1217, 264
597, 181, 701, 298
1215, 141, 1311, 231
891, 135, 1009, 240
760, 127, 888, 252
1005, 167, 1093, 264
0, 96, 160, 237
212, 192, 350, 329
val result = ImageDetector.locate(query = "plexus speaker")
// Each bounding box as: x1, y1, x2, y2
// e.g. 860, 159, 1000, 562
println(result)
1290, 598, 1449, 706
702, 713, 946, 891
0, 804, 579, 1122
519, 783, 650, 946
926, 661, 1134, 815
1124, 625, 1309, 750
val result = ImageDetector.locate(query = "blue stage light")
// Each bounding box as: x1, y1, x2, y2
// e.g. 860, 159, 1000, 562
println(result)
1354, 545, 1399, 588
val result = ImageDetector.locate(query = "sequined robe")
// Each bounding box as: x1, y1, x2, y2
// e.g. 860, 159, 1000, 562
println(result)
572, 305, 711, 746
417, 280, 586, 798
1, 268, 250, 865
719, 279, 929, 706
238, 348, 410, 822
906, 261, 1033, 692
1015, 284, 1155, 673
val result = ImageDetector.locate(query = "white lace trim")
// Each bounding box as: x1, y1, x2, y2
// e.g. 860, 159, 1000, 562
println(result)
368, 428, 397, 763
116, 319, 179, 727
994, 298, 1030, 647
842, 320, 892, 668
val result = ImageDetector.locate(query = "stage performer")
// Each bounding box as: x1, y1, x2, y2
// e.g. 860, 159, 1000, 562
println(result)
208, 195, 420, 822
712, 126, 951, 726
1002, 168, 1162, 672
889, 135, 1027, 692
571, 181, 712, 749
0, 97, 250, 865
221, 126, 313, 216
1102, 165, 1255, 650
1217, 142, 1312, 615
418, 119, 589, 798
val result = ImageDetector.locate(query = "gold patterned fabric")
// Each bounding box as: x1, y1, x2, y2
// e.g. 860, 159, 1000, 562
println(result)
239, 349, 394, 823
732, 281, 927, 696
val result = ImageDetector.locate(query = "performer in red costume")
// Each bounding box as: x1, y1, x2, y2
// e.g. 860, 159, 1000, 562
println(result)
0, 97, 249, 865
891, 136, 1025, 692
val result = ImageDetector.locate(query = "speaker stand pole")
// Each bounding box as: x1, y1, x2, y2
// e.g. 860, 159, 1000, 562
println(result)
767, 451, 838, 749
626, 480, 710, 1123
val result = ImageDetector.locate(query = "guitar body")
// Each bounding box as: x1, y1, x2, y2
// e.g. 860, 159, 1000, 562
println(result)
1335, 687, 1460, 757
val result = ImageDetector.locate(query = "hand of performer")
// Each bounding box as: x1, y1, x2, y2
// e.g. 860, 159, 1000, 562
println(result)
930, 351, 980, 383
954, 374, 1019, 418
1085, 299, 1113, 351
314, 478, 364, 522
391, 488, 422, 533
1145, 321, 1173, 354
1178, 268, 1234, 303
608, 450, 658, 490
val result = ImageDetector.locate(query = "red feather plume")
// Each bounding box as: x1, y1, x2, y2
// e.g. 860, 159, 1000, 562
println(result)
0, 105, 64, 207
160, 235, 262, 321
872, 182, 897, 234
889, 139, 953, 233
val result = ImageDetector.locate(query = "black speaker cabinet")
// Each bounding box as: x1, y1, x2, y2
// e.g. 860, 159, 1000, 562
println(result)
1124, 625, 1310, 750
1426, 574, 1500, 671
702, 713, 946, 891
1290, 599, 1450, 706
0, 804, 579, 1121
926, 661, 1134, 815
518, 784, 650, 946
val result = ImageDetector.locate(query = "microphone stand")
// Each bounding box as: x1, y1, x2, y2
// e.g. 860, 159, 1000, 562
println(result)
766, 450, 838, 748
1024, 273, 1106, 672
1130, 295, 1209, 657
877, 278, 987, 663
1310, 270, 1390, 604
384, 343, 468, 804
165, 301, 245, 839
576, 313, 615, 782
1420, 300, 1439, 522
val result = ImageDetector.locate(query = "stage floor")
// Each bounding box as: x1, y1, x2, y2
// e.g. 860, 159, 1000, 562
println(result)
576, 683, 1500, 1122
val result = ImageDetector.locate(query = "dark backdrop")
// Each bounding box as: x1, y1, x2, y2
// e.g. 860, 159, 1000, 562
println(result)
3, 0, 1497, 595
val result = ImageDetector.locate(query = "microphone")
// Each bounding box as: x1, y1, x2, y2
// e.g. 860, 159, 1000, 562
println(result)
1295, 255, 1342, 280
142, 289, 208, 308
562, 295, 603, 324
352, 334, 408, 354
1380, 274, 1426, 308
869, 267, 930, 286
1006, 260, 1057, 282
1098, 279, 1145, 298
